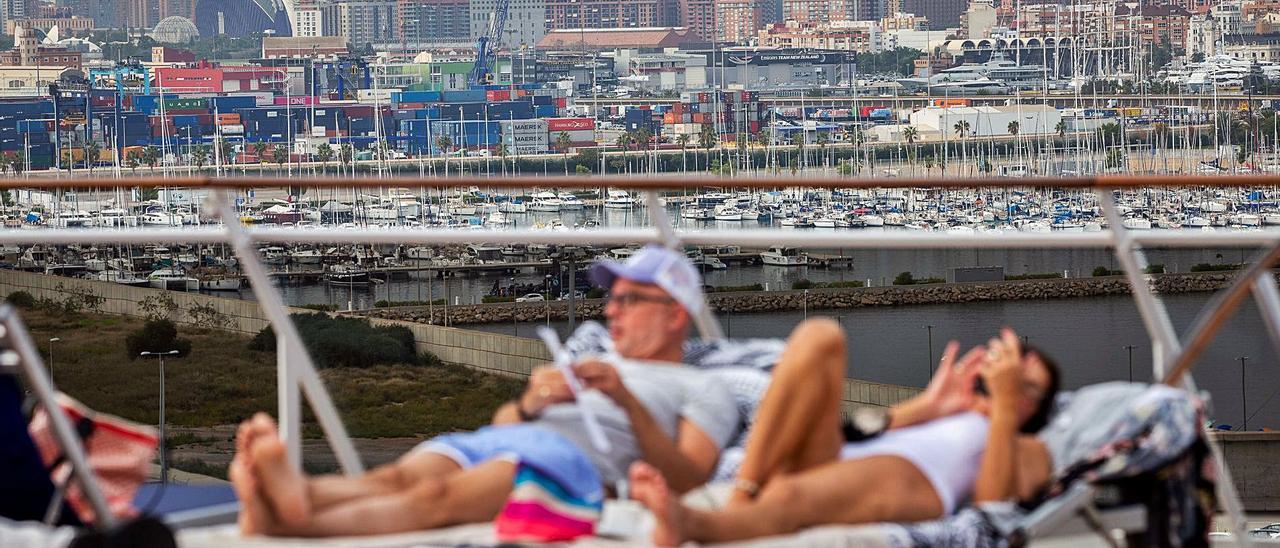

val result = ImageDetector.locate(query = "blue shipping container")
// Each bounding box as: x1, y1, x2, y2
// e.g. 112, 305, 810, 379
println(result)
441, 90, 485, 103
210, 96, 258, 112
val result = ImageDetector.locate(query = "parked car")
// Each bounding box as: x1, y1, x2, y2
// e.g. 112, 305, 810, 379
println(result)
515, 293, 545, 302
556, 291, 585, 301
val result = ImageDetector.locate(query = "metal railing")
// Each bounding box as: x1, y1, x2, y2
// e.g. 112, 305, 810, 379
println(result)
1, 174, 1277, 542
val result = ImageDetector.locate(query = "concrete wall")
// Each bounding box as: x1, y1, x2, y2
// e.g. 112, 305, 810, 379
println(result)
0, 270, 920, 410
1212, 431, 1280, 512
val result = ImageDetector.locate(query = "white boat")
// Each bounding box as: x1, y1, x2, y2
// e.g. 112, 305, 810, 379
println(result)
558, 193, 585, 210
528, 192, 562, 212
861, 215, 885, 227
1229, 213, 1261, 227
148, 268, 199, 291
198, 275, 242, 291
289, 248, 324, 264
680, 206, 713, 220
714, 205, 743, 221
404, 246, 435, 260
95, 208, 139, 227
688, 254, 728, 270
95, 270, 150, 287
1262, 213, 1280, 226
140, 211, 181, 226
1185, 216, 1211, 227
1122, 217, 1152, 230
604, 190, 637, 209
51, 210, 94, 228
499, 199, 528, 213
487, 211, 515, 227
760, 246, 808, 266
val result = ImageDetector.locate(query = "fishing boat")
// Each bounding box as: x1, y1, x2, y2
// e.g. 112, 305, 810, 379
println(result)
760, 246, 808, 266
324, 264, 371, 285
148, 268, 199, 291
604, 190, 637, 209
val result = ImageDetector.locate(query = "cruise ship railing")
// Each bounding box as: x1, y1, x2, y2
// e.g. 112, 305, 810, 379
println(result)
3, 174, 1278, 542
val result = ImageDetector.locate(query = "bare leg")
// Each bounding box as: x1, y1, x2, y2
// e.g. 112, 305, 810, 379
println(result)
305, 450, 462, 511
634, 456, 944, 545
270, 459, 518, 537
732, 318, 846, 502
229, 455, 275, 537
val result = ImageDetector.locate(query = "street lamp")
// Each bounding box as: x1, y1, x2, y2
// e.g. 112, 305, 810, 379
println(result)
1239, 356, 1249, 431
140, 350, 180, 484
48, 337, 59, 380
925, 325, 934, 376
1124, 344, 1136, 382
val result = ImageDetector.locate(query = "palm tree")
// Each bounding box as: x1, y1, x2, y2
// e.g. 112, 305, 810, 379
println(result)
84, 142, 100, 173
902, 126, 919, 175
815, 132, 830, 170
555, 131, 572, 175
125, 149, 142, 174
1055, 120, 1067, 141
191, 144, 210, 171
215, 138, 234, 169
634, 127, 653, 173
339, 143, 353, 174
676, 133, 690, 172
435, 135, 453, 177
9, 151, 25, 175
143, 145, 160, 173
953, 120, 971, 175
1007, 120, 1020, 167
698, 125, 716, 172
251, 142, 268, 163
271, 145, 288, 174
316, 143, 334, 174
496, 143, 509, 176
614, 133, 631, 174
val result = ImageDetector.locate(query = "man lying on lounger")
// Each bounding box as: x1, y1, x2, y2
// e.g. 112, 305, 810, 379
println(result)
630, 321, 1061, 545
229, 245, 741, 537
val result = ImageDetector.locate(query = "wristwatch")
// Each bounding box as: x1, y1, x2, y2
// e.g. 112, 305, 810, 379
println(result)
842, 407, 890, 442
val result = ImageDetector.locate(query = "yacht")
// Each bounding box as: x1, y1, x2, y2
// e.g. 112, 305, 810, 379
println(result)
289, 247, 324, 264
680, 206, 713, 220
487, 211, 515, 227
713, 205, 744, 221
324, 263, 371, 285
499, 199, 528, 213
898, 53, 1057, 93
196, 273, 243, 291
604, 190, 637, 209
557, 193, 585, 211
148, 268, 199, 291
528, 192, 562, 212
51, 210, 94, 228
404, 246, 435, 260
760, 246, 808, 266
95, 270, 150, 287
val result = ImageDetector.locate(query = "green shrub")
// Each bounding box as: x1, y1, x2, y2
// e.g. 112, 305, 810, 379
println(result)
482, 296, 516, 303
708, 283, 764, 293
1004, 273, 1063, 281
1143, 264, 1165, 274
823, 280, 865, 288
125, 319, 192, 359
585, 288, 606, 299
298, 304, 338, 312
372, 299, 445, 308
249, 313, 424, 369
6, 290, 35, 309
1092, 266, 1113, 277
791, 279, 815, 290
1190, 263, 1243, 272
893, 272, 915, 285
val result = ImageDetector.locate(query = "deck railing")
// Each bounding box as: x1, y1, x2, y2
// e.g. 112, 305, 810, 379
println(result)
1, 173, 1276, 542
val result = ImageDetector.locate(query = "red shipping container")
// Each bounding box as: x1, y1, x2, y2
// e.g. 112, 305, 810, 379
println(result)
546, 117, 594, 131
196, 114, 214, 125
750, 121, 760, 133
486, 90, 511, 102
554, 97, 567, 109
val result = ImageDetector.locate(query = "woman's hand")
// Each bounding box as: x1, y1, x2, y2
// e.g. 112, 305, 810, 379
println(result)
923, 341, 986, 416
981, 329, 1023, 410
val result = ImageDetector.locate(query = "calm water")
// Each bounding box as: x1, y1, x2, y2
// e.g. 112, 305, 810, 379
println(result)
470, 293, 1279, 431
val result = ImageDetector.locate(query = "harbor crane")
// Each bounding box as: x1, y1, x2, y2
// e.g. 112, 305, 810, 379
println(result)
469, 0, 511, 86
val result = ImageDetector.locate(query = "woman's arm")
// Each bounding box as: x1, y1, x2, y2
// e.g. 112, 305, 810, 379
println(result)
973, 329, 1024, 503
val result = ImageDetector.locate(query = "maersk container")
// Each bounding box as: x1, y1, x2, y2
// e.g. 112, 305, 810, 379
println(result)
391, 90, 442, 104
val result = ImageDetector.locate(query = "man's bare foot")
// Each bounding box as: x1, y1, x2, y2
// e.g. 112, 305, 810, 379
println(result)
249, 434, 311, 528
629, 461, 689, 547
229, 456, 276, 536
234, 413, 277, 468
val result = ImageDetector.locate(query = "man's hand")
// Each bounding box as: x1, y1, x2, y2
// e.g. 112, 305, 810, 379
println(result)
923, 341, 986, 417
981, 329, 1024, 410
573, 359, 633, 406
520, 365, 575, 416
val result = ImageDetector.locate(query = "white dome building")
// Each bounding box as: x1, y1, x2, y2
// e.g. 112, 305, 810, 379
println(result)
150, 17, 200, 45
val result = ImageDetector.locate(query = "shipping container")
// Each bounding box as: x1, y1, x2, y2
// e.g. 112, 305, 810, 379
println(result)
487, 90, 511, 102
211, 95, 258, 112
932, 98, 971, 108
391, 90, 442, 104
357, 88, 400, 103
546, 117, 594, 132
220, 124, 244, 134
441, 90, 486, 103
163, 97, 208, 111
273, 96, 319, 106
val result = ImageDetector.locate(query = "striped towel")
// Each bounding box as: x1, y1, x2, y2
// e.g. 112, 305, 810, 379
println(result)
495, 464, 603, 542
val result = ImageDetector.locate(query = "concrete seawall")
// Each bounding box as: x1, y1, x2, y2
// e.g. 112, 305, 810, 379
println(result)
364, 272, 1257, 326
0, 270, 920, 411
1213, 432, 1280, 512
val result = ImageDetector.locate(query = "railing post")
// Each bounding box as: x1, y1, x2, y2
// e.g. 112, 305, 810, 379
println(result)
277, 336, 302, 470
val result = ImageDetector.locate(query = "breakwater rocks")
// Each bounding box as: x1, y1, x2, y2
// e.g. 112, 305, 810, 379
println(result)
358, 272, 1261, 326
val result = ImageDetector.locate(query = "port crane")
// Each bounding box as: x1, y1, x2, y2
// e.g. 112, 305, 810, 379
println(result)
469, 0, 511, 86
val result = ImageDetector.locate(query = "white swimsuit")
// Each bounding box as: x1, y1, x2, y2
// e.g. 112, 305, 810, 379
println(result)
839, 412, 990, 514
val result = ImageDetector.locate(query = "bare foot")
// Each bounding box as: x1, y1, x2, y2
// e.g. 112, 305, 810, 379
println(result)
629, 461, 689, 547
249, 434, 311, 528
229, 456, 276, 536
234, 413, 277, 468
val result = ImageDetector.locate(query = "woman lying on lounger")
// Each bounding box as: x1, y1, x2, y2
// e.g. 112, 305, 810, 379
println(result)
630, 319, 1061, 546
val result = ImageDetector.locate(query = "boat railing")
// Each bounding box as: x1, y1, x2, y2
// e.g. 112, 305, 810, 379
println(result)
0, 173, 1276, 542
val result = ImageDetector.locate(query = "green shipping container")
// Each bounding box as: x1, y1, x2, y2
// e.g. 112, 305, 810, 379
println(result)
163, 98, 207, 111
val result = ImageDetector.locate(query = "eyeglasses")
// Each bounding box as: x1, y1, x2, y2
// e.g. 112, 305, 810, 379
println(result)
606, 292, 676, 309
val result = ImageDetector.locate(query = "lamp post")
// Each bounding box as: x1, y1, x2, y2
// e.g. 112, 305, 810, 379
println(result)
1239, 356, 1249, 431
140, 350, 180, 484
925, 325, 934, 376
1124, 344, 1136, 382
48, 337, 59, 381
